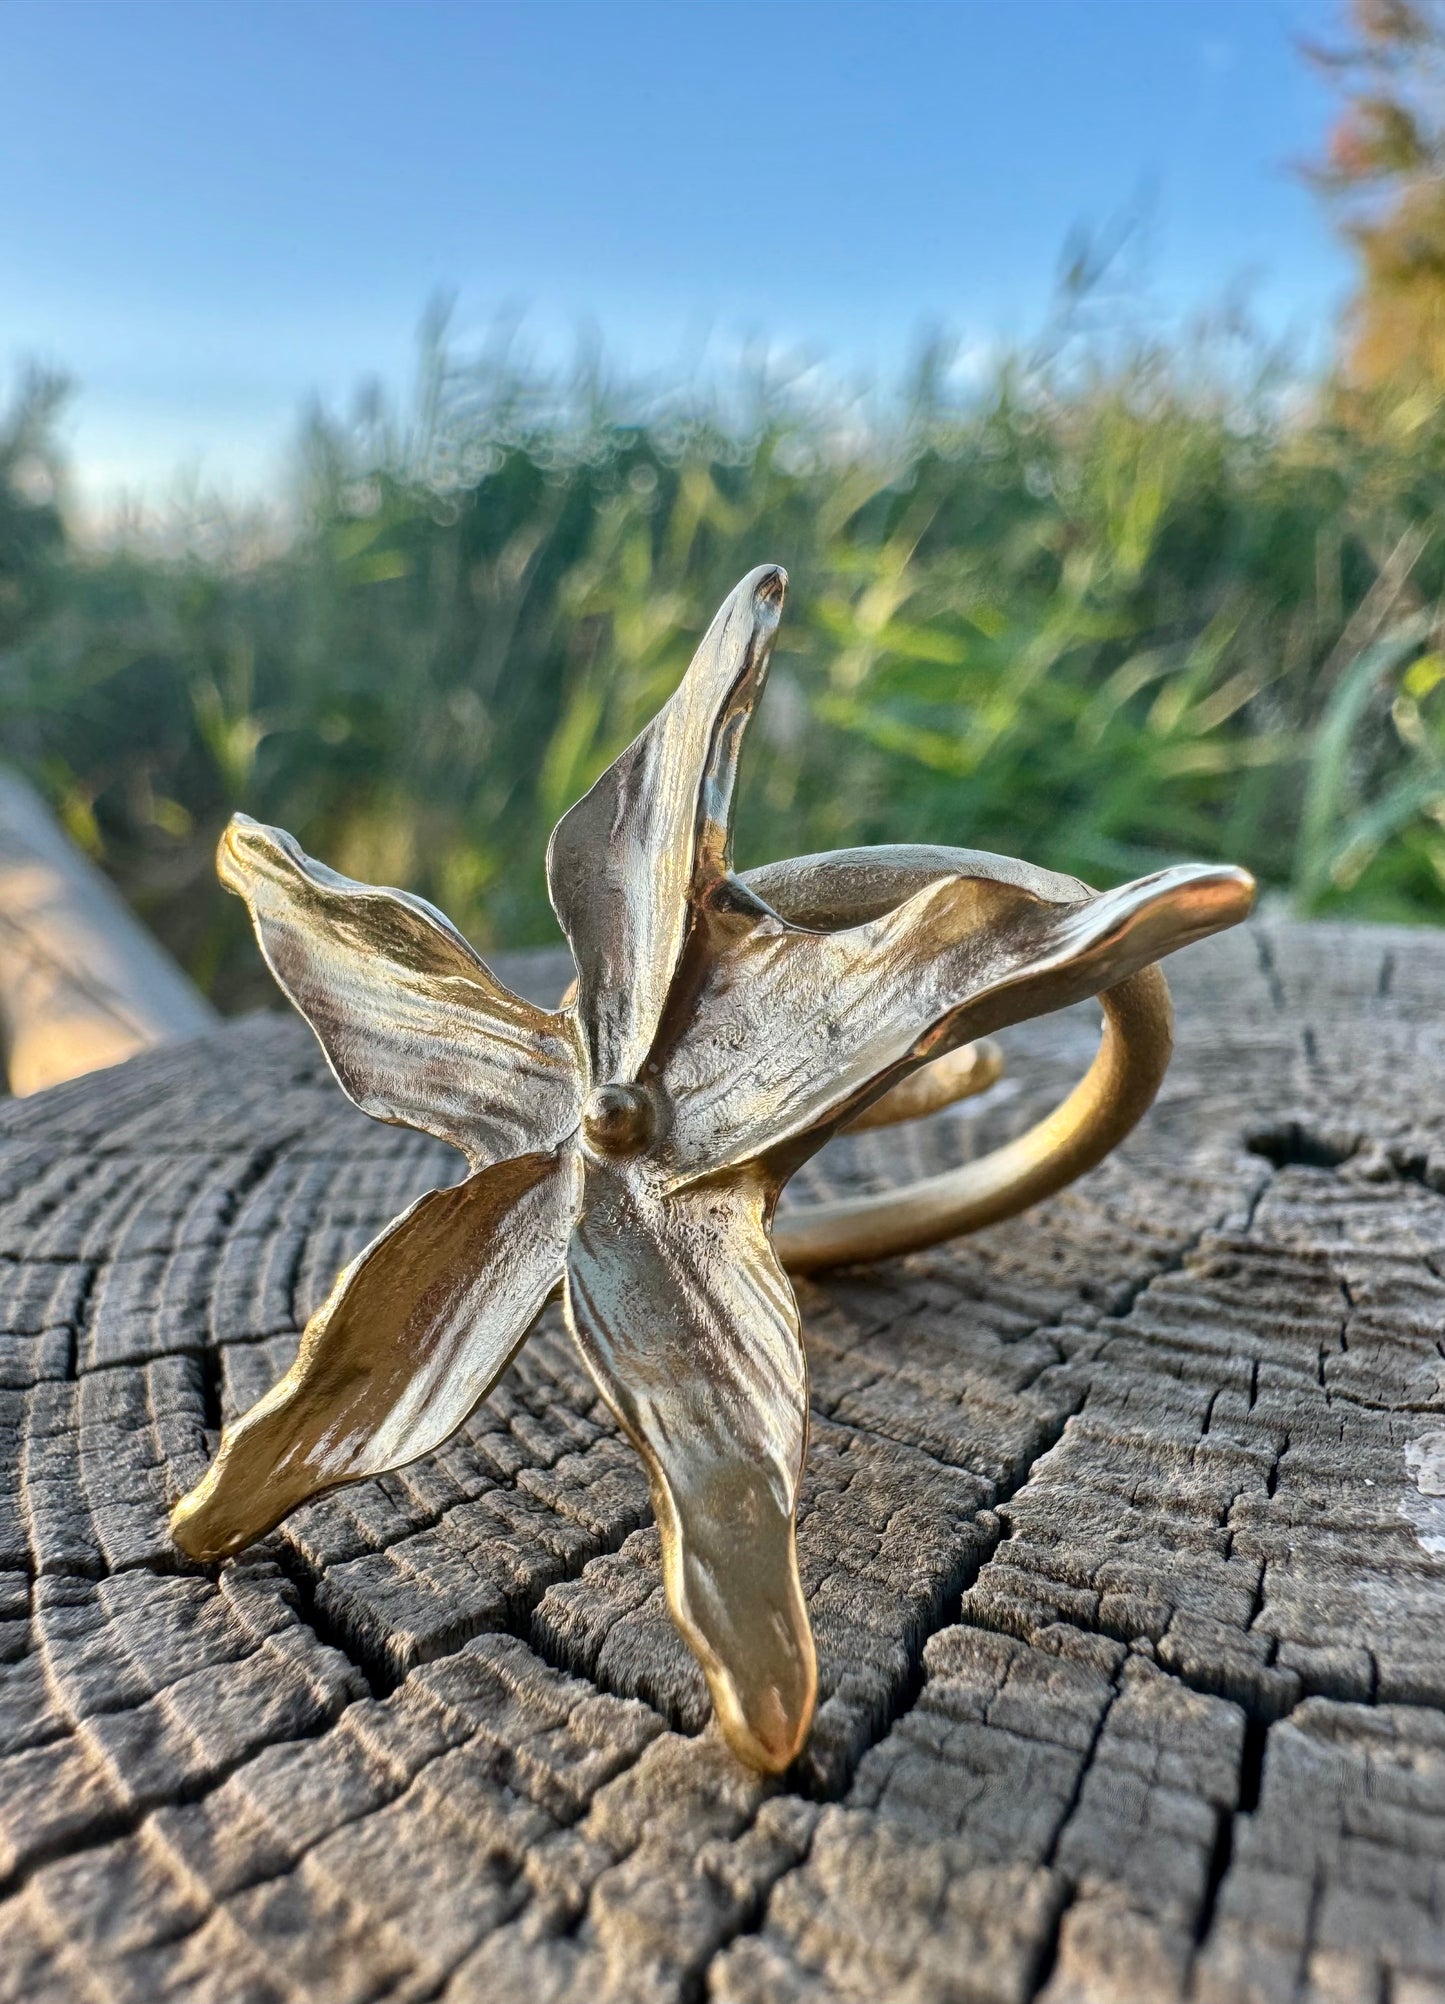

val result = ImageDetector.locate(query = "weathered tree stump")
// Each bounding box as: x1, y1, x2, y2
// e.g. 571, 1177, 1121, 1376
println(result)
3, 918, 1445, 2002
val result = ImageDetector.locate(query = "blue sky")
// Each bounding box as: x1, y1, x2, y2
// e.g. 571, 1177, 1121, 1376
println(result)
1, 0, 1348, 519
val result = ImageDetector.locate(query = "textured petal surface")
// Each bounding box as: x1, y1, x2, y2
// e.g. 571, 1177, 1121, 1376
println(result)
221, 815, 581, 1164
739, 843, 1095, 927
545, 566, 785, 1087
563, 1161, 814, 1772
170, 1150, 579, 1559
660, 855, 1255, 1181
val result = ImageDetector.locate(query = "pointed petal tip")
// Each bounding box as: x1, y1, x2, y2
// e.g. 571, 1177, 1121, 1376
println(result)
216, 816, 248, 891
718, 1702, 815, 1775
168, 1479, 251, 1565
216, 810, 277, 890
730, 563, 787, 632
695, 1561, 817, 1775
1080, 860, 1257, 967
1158, 861, 1257, 932
711, 1653, 817, 1774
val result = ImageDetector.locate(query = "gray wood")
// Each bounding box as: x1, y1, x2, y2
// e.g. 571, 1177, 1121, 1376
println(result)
1, 918, 1443, 2001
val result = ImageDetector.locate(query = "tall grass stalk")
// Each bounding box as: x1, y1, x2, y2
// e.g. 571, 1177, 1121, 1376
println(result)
5, 325, 1445, 1010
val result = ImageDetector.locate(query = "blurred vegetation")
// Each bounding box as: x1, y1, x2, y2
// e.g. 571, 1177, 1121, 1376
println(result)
9, 296, 1445, 1009
1309, 0, 1445, 391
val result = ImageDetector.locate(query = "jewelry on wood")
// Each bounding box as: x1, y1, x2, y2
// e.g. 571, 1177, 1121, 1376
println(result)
170, 565, 1254, 1772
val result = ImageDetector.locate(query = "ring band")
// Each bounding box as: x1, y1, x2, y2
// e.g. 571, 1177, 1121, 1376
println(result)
739, 848, 1175, 1273
772, 964, 1171, 1272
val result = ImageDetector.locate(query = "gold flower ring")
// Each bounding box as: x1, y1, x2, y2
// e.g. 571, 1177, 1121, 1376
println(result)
171, 566, 1255, 1772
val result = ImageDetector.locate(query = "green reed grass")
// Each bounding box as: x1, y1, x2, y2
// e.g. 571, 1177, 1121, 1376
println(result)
6, 327, 1445, 1010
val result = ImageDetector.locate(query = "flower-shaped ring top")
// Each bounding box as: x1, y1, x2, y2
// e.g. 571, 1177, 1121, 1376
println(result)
170, 565, 1255, 1772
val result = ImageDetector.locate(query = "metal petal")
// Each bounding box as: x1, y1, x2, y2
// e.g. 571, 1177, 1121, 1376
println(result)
739, 843, 1098, 927
660, 855, 1255, 1182
170, 1149, 580, 1560
221, 815, 582, 1164
545, 566, 786, 1087
563, 1160, 814, 1773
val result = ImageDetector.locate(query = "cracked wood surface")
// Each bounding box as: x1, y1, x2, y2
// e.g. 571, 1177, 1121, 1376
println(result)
2, 920, 1445, 2002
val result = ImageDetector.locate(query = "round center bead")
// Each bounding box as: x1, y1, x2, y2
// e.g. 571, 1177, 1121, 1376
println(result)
581, 1083, 655, 1157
